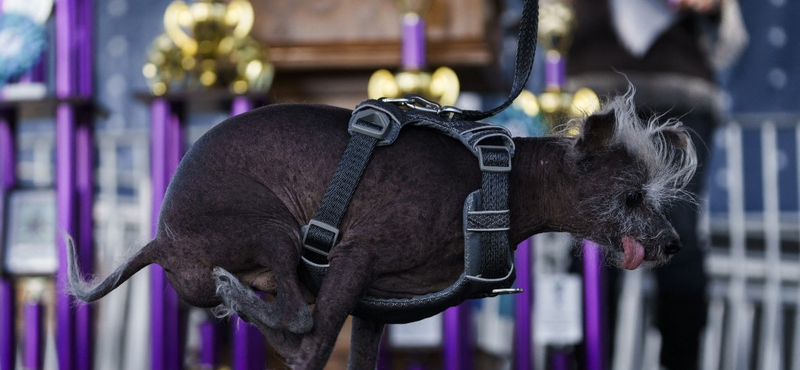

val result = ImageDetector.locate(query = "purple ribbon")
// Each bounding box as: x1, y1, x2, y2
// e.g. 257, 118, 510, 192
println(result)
402, 14, 426, 70
545, 52, 565, 90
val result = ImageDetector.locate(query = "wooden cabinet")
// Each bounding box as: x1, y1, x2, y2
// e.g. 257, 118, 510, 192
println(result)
253, 0, 500, 69
250, 0, 504, 107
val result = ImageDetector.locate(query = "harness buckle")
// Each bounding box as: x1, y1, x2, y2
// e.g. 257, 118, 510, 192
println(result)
477, 145, 512, 173
302, 219, 340, 259
351, 109, 391, 139
380, 95, 463, 118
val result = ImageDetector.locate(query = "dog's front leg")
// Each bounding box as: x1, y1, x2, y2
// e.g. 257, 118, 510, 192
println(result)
347, 317, 385, 370
290, 244, 374, 370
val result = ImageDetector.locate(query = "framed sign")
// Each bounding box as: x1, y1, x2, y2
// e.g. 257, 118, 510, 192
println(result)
388, 314, 443, 349
2, 189, 58, 275
534, 273, 584, 346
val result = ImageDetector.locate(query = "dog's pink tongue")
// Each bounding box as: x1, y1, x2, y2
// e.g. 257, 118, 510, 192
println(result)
622, 236, 645, 270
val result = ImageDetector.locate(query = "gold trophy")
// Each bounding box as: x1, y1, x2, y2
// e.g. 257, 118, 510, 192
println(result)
368, 0, 460, 106
537, 0, 599, 134
143, 0, 273, 96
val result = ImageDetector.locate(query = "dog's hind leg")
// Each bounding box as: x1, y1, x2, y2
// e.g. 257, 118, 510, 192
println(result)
289, 243, 375, 370
347, 317, 385, 370
212, 267, 309, 357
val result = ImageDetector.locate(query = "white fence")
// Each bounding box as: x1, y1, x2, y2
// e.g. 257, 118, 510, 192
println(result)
700, 116, 800, 370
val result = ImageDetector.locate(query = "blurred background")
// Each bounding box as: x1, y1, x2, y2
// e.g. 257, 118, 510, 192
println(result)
0, 0, 798, 369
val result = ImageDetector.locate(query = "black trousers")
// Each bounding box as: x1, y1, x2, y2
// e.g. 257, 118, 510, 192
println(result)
656, 111, 715, 370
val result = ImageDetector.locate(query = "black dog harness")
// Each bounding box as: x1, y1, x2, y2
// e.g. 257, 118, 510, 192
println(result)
300, 0, 540, 324
300, 97, 518, 323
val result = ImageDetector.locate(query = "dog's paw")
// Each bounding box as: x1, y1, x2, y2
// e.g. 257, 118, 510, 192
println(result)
210, 304, 234, 319
212, 266, 235, 283
212, 267, 240, 297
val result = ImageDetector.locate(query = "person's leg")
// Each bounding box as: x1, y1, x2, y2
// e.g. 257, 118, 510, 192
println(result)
656, 112, 715, 370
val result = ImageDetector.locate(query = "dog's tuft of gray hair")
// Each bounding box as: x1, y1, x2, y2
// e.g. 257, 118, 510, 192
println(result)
576, 87, 698, 210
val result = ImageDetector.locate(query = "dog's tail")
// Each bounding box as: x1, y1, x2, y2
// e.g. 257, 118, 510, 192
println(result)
67, 236, 156, 302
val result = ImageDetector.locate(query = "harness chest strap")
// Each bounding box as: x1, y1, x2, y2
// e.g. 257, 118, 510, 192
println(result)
299, 98, 519, 324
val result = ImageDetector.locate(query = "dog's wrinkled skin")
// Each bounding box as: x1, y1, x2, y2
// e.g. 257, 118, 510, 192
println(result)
68, 92, 696, 369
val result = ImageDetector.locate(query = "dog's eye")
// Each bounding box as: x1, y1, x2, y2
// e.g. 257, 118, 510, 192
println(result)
625, 191, 644, 207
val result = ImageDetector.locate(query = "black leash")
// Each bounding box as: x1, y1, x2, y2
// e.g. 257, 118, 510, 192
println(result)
457, 0, 539, 121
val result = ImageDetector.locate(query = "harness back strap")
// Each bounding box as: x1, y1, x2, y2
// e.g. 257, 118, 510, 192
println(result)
300, 109, 392, 265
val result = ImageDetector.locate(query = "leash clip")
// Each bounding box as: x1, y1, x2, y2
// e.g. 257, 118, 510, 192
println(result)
491, 288, 523, 295
381, 95, 463, 118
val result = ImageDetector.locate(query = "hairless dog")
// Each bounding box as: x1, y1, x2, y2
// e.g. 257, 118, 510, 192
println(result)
68, 91, 696, 369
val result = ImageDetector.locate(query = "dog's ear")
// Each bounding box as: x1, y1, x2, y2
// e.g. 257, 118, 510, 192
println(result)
575, 109, 616, 154
660, 128, 690, 150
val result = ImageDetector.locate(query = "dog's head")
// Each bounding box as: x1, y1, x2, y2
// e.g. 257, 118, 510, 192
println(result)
563, 91, 697, 269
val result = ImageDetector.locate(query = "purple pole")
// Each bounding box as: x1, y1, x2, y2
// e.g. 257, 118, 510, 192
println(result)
76, 116, 93, 370
0, 109, 13, 370
230, 96, 266, 370
150, 99, 167, 370
0, 110, 13, 187
150, 99, 183, 370
583, 240, 605, 370
55, 103, 77, 370
402, 13, 426, 70
514, 238, 533, 370
199, 321, 218, 369
165, 106, 182, 368
443, 307, 459, 370
233, 317, 266, 370
0, 281, 12, 370
376, 335, 391, 370
551, 349, 570, 370
55, 1, 76, 368
24, 302, 43, 370
545, 51, 565, 91
77, 0, 93, 97
443, 302, 472, 370
0, 111, 13, 370
0, 111, 16, 370
55, 0, 94, 369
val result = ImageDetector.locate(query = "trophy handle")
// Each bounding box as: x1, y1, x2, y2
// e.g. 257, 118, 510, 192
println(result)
512, 90, 541, 117
568, 87, 600, 118
164, 1, 197, 55
430, 67, 460, 107
368, 69, 400, 100
227, 0, 255, 39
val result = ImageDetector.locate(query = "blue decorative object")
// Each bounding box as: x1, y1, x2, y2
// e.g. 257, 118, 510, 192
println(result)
493, 102, 548, 138
0, 13, 46, 86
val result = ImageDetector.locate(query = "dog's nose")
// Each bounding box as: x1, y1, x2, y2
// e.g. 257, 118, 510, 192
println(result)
664, 240, 682, 255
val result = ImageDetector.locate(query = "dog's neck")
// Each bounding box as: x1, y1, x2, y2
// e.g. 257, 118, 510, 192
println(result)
508, 136, 576, 246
